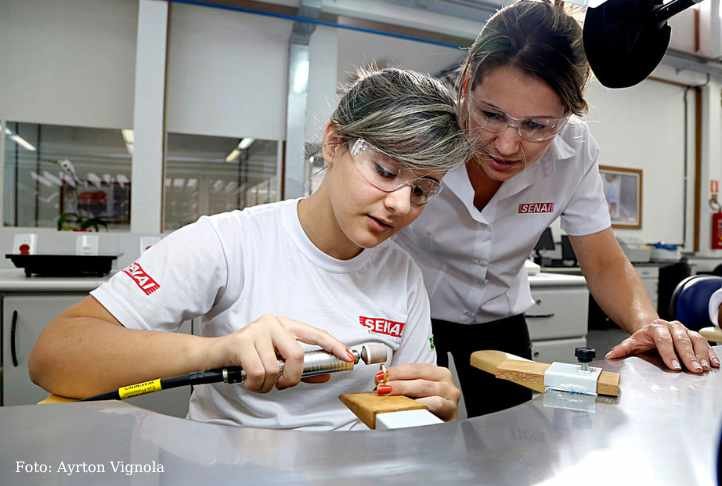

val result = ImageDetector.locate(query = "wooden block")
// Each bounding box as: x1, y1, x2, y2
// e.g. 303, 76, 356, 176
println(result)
597, 371, 621, 397
470, 349, 533, 374
470, 350, 621, 397
339, 392, 426, 429
700, 326, 722, 343
38, 394, 78, 405
495, 360, 549, 393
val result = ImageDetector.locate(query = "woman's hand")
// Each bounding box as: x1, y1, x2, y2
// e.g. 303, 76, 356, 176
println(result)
606, 318, 720, 373
211, 314, 354, 393
375, 363, 460, 421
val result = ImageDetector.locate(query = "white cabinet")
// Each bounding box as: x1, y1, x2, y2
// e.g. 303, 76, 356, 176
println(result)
2, 295, 82, 406
527, 273, 589, 363
1, 293, 191, 418
531, 337, 587, 363
637, 265, 659, 309
525, 288, 588, 341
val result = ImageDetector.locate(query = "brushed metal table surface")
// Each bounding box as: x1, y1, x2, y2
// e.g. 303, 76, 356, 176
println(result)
1, 349, 721, 485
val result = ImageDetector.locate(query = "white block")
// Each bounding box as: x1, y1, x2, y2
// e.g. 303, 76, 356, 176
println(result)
375, 409, 443, 430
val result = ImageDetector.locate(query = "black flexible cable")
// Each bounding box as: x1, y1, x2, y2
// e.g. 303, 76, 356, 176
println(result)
82, 368, 233, 402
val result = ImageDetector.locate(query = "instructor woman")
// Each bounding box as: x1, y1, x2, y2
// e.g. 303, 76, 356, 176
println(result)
396, 0, 719, 417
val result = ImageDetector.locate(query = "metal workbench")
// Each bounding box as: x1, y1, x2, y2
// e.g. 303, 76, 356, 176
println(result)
1, 348, 721, 485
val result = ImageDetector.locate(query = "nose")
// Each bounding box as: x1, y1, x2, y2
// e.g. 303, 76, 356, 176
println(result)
494, 126, 522, 157
384, 185, 413, 216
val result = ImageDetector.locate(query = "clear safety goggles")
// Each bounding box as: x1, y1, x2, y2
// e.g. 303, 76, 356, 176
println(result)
468, 100, 568, 143
349, 139, 442, 207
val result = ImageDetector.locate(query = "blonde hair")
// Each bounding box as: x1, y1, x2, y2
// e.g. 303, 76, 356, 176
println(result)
329, 67, 471, 172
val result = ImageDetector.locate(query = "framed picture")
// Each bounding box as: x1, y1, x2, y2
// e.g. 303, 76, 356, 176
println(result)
599, 165, 643, 229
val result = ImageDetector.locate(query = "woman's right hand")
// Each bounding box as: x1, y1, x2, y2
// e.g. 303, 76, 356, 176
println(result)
211, 315, 354, 393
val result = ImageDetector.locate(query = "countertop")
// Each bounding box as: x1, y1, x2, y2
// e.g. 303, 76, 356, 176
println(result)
529, 271, 587, 287
0, 269, 107, 292
1, 348, 719, 485
0, 269, 587, 292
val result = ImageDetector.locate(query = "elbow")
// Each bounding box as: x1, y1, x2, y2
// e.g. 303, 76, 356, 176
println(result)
28, 338, 53, 390
28, 320, 68, 392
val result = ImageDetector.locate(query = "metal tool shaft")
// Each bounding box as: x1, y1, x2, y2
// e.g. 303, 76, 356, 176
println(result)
222, 343, 388, 384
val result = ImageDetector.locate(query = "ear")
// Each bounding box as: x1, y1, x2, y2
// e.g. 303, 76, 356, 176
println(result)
321, 122, 344, 166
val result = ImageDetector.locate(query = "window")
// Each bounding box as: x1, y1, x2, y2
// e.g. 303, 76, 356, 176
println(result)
3, 122, 132, 231
163, 133, 280, 230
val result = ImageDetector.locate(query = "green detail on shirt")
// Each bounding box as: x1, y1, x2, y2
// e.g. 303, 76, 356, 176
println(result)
429, 336, 435, 350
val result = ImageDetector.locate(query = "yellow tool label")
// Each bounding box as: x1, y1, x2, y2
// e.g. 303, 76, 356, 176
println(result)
118, 379, 162, 399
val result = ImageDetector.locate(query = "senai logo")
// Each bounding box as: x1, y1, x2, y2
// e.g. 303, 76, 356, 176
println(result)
359, 316, 405, 339
123, 262, 160, 295
518, 202, 554, 214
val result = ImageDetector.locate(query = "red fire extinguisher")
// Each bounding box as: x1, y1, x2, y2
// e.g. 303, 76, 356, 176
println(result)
713, 212, 722, 250
712, 180, 722, 249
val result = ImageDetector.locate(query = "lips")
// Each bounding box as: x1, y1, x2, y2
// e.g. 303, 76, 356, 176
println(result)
490, 155, 520, 166
368, 215, 394, 231
486, 154, 521, 173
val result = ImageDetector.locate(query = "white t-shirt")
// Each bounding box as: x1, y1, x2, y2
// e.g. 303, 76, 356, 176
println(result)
396, 117, 611, 324
91, 199, 435, 430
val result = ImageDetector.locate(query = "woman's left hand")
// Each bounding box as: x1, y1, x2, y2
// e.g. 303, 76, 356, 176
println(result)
605, 318, 720, 373
376, 363, 461, 421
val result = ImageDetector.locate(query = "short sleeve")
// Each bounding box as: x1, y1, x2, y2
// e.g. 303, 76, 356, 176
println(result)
91, 216, 232, 332
391, 262, 435, 366
709, 289, 722, 326
560, 128, 612, 236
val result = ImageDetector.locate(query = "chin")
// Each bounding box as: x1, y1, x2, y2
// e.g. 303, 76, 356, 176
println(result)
355, 234, 387, 249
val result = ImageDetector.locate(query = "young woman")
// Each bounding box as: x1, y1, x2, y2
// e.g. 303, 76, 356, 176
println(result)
396, 0, 719, 417
29, 68, 468, 430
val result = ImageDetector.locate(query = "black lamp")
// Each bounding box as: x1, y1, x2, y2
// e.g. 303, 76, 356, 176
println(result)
583, 0, 705, 88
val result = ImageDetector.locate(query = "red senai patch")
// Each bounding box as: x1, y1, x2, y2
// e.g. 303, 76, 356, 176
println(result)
359, 316, 405, 339
518, 202, 554, 214
123, 262, 160, 295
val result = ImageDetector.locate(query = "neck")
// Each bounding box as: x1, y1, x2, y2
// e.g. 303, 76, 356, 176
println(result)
466, 159, 502, 210
297, 186, 364, 260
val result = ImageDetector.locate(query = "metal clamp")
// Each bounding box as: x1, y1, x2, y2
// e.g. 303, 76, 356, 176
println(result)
543, 362, 602, 396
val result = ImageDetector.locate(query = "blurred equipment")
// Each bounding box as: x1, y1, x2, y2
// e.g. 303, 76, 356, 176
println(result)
669, 274, 722, 331
650, 242, 681, 262
5, 253, 119, 278
617, 237, 651, 263
561, 235, 577, 266
657, 260, 692, 320
580, 0, 705, 88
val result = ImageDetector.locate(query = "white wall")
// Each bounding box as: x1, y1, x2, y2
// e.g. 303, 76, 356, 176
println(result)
585, 78, 692, 245
165, 3, 292, 140
549, 77, 695, 249
0, 0, 138, 129
336, 28, 464, 84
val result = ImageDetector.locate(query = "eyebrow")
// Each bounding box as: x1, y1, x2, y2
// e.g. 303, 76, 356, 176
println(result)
479, 100, 563, 120
419, 174, 441, 184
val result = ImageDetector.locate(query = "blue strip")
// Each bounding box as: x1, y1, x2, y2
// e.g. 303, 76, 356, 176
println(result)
170, 0, 465, 50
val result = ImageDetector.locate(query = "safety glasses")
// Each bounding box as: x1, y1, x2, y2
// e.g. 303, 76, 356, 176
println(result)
349, 139, 442, 207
